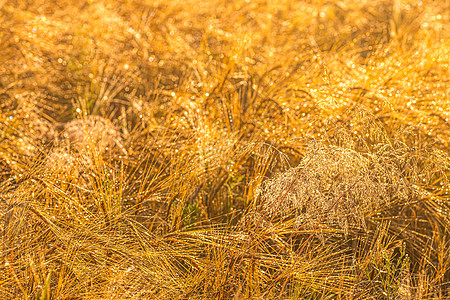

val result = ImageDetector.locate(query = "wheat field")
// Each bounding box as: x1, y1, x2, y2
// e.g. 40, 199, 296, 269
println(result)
0, 0, 449, 299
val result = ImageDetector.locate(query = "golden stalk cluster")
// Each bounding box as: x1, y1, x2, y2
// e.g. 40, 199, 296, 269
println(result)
0, 0, 449, 298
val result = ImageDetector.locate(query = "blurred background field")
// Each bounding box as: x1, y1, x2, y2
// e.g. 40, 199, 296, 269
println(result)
0, 0, 449, 298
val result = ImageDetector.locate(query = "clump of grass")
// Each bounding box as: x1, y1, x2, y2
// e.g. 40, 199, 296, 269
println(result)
255, 142, 397, 236
254, 127, 449, 234
61, 114, 124, 154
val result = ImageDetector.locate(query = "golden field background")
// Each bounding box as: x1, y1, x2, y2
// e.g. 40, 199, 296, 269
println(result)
0, 0, 449, 298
